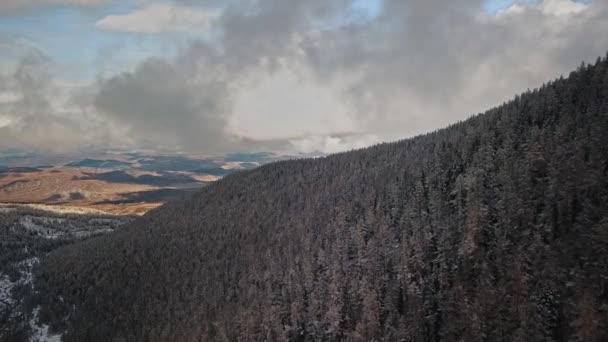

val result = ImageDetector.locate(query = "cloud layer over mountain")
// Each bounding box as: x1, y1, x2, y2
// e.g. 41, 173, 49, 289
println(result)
1, 0, 607, 153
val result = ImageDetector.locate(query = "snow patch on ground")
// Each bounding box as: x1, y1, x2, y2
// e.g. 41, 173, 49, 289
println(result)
14, 214, 126, 240
0, 257, 39, 316
0, 203, 115, 216
1, 258, 63, 341
29, 307, 62, 342
72, 228, 114, 238
0, 274, 15, 307
88, 218, 124, 225
18, 257, 39, 285
19, 216, 66, 240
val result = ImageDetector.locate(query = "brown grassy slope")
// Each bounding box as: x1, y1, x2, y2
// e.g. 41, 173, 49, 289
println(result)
0, 167, 159, 215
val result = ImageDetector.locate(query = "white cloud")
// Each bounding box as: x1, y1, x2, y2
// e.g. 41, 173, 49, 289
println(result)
0, 43, 130, 152
0, 0, 105, 11
541, 0, 587, 16
0, 115, 12, 128
287, 133, 381, 154
0, 92, 20, 104
95, 3, 220, 33
497, 0, 589, 18
496, 4, 526, 17
230, 66, 356, 142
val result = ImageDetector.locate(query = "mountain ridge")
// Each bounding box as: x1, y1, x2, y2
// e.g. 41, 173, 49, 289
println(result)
35, 56, 608, 341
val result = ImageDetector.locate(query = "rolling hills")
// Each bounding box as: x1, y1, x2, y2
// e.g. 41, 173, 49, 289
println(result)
33, 57, 608, 341
0, 152, 272, 215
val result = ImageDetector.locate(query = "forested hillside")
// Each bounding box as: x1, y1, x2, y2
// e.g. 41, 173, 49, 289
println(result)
36, 56, 608, 341
0, 205, 131, 341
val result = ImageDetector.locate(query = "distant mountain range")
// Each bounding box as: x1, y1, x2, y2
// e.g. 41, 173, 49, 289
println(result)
0, 167, 43, 174
65, 159, 132, 169
78, 170, 200, 187
0, 151, 289, 215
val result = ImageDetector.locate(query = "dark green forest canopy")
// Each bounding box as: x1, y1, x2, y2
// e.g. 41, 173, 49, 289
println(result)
36, 56, 608, 341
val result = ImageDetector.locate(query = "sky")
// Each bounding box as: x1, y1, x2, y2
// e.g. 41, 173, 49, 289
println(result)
0, 0, 606, 154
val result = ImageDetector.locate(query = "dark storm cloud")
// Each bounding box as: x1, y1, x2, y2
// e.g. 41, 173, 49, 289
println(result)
94, 54, 231, 151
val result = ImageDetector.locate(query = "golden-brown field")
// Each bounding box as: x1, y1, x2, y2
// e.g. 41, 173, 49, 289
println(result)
0, 167, 181, 215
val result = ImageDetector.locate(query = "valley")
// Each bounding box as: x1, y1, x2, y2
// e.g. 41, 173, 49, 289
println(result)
0, 204, 132, 341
